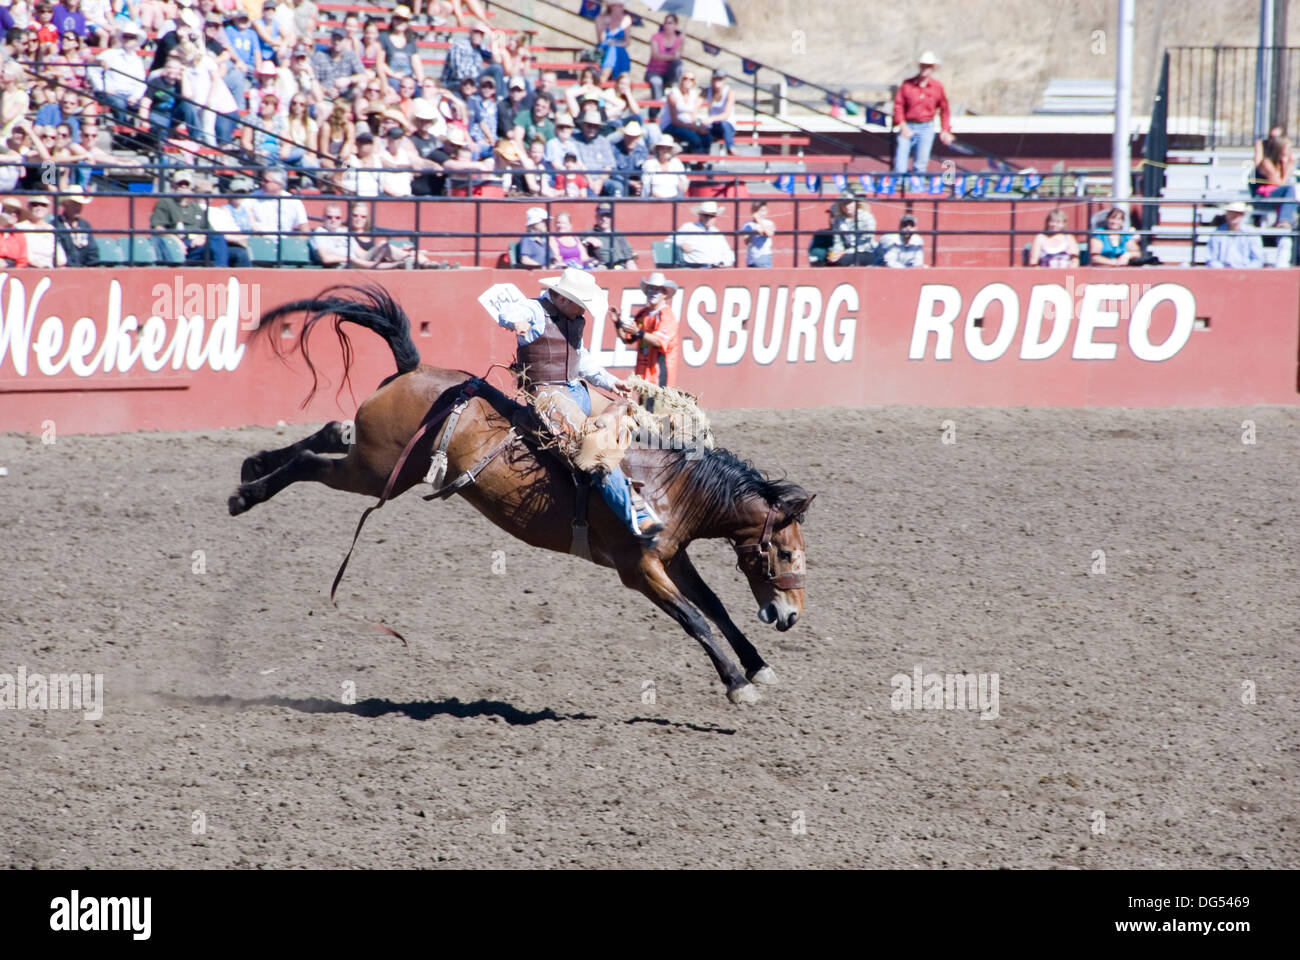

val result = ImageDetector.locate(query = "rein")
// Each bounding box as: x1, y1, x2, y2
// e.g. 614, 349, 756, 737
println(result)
328, 378, 485, 644
733, 503, 805, 591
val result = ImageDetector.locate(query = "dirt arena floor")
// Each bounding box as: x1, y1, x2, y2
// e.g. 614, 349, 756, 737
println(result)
2, 405, 1297, 869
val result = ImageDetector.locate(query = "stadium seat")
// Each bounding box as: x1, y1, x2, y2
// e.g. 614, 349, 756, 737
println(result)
652, 240, 678, 267
248, 236, 280, 265
130, 236, 157, 265
507, 240, 520, 266
95, 237, 127, 264
154, 234, 186, 264
279, 236, 313, 266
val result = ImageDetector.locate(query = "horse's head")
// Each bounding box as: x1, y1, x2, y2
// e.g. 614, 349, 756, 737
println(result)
733, 493, 814, 632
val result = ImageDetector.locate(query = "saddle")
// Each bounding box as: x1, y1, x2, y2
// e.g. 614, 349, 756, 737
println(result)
508, 389, 662, 559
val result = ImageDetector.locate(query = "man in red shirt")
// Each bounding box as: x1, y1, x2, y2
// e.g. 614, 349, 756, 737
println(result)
616, 272, 680, 388
892, 51, 955, 174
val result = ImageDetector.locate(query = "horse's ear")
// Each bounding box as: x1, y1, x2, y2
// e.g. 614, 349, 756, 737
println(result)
782, 493, 815, 525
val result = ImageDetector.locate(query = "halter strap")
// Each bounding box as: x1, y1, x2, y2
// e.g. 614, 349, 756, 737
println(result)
734, 503, 805, 591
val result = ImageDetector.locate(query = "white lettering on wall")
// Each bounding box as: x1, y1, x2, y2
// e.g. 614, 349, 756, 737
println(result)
909, 284, 962, 360
0, 275, 247, 379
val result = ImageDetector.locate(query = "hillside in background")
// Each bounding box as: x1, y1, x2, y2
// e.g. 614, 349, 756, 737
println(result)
511, 0, 1294, 116
725, 0, 1292, 114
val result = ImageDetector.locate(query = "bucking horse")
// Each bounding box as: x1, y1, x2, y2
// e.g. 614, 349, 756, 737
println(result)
228, 285, 813, 706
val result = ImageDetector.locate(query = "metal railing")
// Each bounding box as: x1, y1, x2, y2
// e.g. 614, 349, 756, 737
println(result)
1166, 45, 1300, 147
6, 187, 1290, 270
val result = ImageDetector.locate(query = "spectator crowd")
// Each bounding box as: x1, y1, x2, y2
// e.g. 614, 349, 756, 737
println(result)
0, 1, 1286, 269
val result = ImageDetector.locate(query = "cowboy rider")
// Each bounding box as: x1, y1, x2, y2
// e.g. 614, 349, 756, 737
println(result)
495, 267, 664, 541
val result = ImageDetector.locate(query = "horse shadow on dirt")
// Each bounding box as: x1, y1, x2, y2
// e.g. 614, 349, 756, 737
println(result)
156, 692, 735, 733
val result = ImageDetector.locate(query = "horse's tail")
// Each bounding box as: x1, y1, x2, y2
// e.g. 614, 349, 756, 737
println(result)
254, 284, 422, 408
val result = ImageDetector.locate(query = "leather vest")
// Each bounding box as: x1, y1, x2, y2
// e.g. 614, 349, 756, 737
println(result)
516, 297, 584, 385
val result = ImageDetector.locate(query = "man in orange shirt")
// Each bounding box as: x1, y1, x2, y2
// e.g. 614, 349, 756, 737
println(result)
892, 50, 955, 174
617, 272, 679, 388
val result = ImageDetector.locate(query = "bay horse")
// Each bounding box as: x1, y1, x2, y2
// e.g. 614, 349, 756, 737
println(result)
228, 285, 813, 706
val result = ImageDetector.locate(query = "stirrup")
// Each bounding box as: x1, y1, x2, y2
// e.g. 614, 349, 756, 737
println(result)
633, 491, 665, 538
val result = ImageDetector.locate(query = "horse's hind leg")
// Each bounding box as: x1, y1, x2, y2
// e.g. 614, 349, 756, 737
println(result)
229, 448, 385, 516
241, 421, 350, 483
667, 550, 777, 685
623, 556, 759, 705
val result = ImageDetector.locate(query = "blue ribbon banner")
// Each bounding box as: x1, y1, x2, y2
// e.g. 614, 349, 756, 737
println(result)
877, 174, 896, 195
784, 74, 803, 87
805, 174, 821, 192
702, 41, 721, 55
742, 59, 760, 75
832, 173, 848, 192
858, 174, 875, 194
772, 174, 795, 194
578, 0, 600, 19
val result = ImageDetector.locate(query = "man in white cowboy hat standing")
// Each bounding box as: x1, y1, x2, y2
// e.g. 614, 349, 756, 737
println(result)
892, 50, 954, 174
674, 199, 734, 267
495, 267, 664, 540
615, 272, 680, 388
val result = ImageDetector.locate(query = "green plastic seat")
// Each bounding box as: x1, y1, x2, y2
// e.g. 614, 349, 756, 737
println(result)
154, 233, 186, 264
130, 236, 156, 265
652, 240, 678, 267
95, 236, 127, 264
248, 236, 279, 265
279, 235, 312, 266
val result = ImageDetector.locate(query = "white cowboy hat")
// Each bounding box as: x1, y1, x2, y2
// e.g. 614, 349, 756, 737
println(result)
1223, 201, 1249, 214
577, 107, 604, 126
694, 199, 720, 216
639, 272, 678, 293
620, 119, 644, 138
653, 134, 680, 153
918, 50, 940, 65
412, 98, 439, 121
539, 267, 609, 321
525, 206, 548, 226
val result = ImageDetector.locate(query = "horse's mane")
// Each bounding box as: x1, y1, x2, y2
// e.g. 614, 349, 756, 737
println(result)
664, 445, 810, 526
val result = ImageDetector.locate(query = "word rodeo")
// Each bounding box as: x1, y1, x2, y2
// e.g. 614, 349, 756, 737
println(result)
910, 281, 1198, 362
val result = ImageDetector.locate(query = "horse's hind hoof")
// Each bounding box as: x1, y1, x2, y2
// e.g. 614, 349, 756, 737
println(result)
727, 683, 761, 706
748, 666, 779, 685
240, 453, 267, 483
228, 493, 249, 516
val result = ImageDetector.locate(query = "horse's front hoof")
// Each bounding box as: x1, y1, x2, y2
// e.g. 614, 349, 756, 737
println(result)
748, 666, 779, 685
727, 683, 761, 706
228, 493, 249, 516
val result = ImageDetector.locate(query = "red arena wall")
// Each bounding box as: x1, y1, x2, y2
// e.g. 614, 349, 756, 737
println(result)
1, 267, 1297, 435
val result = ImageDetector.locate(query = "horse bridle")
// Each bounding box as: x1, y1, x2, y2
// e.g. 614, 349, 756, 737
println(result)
733, 504, 806, 591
